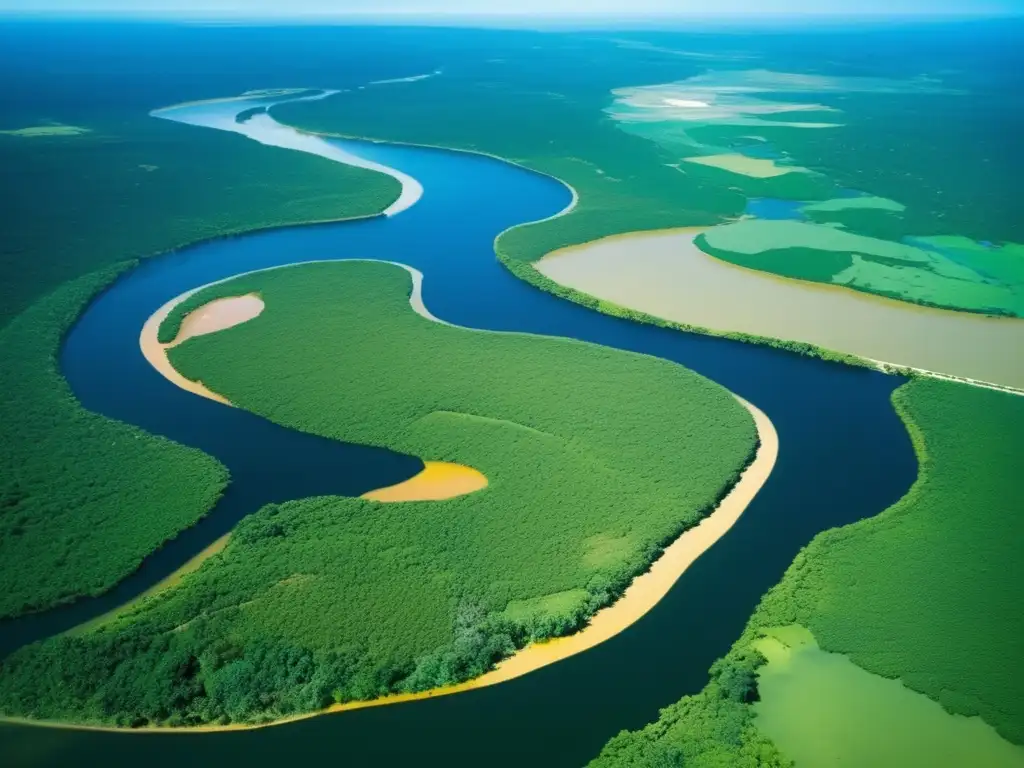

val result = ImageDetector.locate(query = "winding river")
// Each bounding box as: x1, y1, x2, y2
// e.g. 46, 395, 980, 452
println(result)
0, 92, 917, 767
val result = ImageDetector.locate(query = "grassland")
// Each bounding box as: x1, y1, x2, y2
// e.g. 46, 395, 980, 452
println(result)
0, 260, 756, 727
591, 378, 1024, 765
0, 102, 399, 618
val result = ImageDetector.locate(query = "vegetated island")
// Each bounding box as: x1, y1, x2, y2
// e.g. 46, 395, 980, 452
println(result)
0, 99, 401, 620
591, 378, 1024, 766
0, 260, 761, 728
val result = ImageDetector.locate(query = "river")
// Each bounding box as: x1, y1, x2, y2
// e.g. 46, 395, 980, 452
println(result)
0, 93, 917, 767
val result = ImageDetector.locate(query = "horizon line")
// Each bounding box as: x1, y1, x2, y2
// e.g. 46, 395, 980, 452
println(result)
2, 9, 1021, 20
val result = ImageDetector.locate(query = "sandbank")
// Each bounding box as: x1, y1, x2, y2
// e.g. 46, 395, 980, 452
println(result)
537, 229, 1024, 390
175, 294, 264, 344
361, 460, 487, 502
682, 153, 805, 178
139, 291, 234, 406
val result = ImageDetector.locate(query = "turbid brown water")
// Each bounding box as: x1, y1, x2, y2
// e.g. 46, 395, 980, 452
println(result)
538, 229, 1024, 389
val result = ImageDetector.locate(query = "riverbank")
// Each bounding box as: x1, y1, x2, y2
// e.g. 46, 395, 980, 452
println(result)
153, 91, 420, 217
0, 394, 776, 735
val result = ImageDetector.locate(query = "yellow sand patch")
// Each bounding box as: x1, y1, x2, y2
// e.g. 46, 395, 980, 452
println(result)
683, 153, 805, 178
140, 295, 231, 406
361, 461, 488, 502
175, 294, 264, 344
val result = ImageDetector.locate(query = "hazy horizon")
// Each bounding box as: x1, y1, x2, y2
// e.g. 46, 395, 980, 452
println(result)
3, 0, 1022, 20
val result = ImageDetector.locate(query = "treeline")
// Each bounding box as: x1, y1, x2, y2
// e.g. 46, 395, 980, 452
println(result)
0, 268, 228, 619
0, 261, 756, 726
590, 378, 1024, 763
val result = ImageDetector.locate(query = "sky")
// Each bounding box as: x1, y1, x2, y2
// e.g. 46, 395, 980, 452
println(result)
3, 0, 1022, 17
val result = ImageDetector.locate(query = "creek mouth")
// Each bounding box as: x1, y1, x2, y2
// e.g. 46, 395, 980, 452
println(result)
0, 95, 917, 767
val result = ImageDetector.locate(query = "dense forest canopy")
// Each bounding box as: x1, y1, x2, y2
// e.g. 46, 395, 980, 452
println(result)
0, 261, 756, 726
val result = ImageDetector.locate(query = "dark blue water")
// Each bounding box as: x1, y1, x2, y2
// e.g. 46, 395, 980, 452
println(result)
0, 128, 916, 766
744, 197, 807, 221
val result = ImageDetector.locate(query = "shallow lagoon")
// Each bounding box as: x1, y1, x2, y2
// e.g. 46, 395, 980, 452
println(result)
754, 626, 1024, 768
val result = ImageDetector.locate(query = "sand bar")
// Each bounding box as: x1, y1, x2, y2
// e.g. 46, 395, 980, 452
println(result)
139, 291, 234, 406
537, 229, 1024, 390
362, 461, 487, 502
175, 294, 264, 344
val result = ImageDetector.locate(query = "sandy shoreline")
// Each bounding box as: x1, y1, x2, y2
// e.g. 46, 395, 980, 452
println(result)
140, 290, 235, 406
175, 294, 264, 344
152, 91, 422, 217
72, 534, 232, 635
2, 395, 776, 735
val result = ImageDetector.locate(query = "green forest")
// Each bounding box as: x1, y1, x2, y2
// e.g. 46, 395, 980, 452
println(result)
0, 112, 399, 331
591, 378, 1024, 765
0, 268, 226, 618
0, 260, 756, 726
0, 104, 398, 617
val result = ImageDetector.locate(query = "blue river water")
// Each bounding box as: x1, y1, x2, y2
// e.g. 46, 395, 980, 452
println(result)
1, 127, 917, 766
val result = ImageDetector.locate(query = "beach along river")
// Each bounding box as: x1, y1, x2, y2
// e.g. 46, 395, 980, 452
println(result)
0, 93, 917, 767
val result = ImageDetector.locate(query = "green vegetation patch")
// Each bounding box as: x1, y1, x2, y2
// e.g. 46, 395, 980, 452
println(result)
697, 220, 1024, 316
591, 379, 1024, 764
0, 124, 91, 138
752, 625, 1024, 768
0, 260, 755, 727
699, 219, 931, 260
802, 196, 906, 214
0, 268, 228, 618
